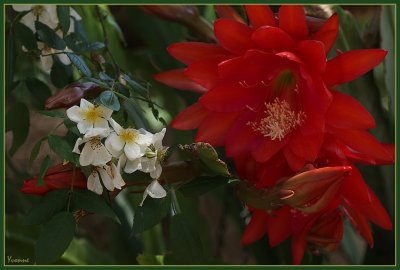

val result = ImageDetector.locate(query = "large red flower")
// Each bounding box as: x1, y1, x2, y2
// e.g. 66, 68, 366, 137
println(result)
155, 4, 392, 172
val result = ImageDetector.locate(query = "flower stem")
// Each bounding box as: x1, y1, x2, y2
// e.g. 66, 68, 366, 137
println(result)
170, 189, 181, 216
67, 166, 76, 213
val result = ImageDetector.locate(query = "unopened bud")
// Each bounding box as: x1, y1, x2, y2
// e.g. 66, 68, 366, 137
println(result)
145, 151, 157, 158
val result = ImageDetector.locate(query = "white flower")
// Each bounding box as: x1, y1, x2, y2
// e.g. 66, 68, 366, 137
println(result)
38, 42, 72, 70
105, 118, 153, 161
87, 163, 125, 195
73, 128, 112, 167
117, 153, 143, 174
67, 98, 113, 134
139, 179, 167, 207
140, 128, 167, 179
12, 5, 81, 34
13, 5, 58, 32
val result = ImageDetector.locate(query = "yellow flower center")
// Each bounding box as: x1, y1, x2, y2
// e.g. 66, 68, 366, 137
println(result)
32, 5, 44, 16
82, 105, 103, 123
120, 128, 138, 143
247, 98, 306, 141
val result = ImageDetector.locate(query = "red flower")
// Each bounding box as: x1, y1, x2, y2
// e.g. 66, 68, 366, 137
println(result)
20, 163, 87, 196
155, 5, 391, 172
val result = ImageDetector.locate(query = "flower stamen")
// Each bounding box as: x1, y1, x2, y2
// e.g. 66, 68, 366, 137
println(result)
247, 98, 306, 141
81, 105, 103, 123
120, 127, 138, 143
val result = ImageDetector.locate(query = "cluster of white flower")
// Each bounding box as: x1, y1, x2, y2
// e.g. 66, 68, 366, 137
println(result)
12, 5, 82, 70
66, 98, 168, 205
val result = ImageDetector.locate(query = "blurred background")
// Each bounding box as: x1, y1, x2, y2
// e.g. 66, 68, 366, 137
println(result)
5, 4, 395, 265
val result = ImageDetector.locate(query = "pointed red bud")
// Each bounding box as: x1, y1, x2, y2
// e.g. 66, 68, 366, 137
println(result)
277, 165, 352, 214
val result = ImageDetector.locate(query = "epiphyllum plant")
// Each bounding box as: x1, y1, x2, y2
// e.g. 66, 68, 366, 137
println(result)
155, 4, 394, 264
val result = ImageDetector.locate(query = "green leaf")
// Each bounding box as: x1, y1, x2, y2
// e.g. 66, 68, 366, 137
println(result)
57, 5, 70, 37
99, 5, 126, 45
50, 58, 73, 88
37, 110, 65, 118
85, 42, 105, 52
131, 193, 171, 235
47, 134, 79, 164
66, 53, 92, 77
99, 90, 120, 111
84, 77, 109, 88
14, 22, 38, 50
123, 74, 148, 97
5, 102, 30, 155
29, 136, 48, 167
35, 21, 66, 50
179, 176, 229, 197
5, 33, 17, 94
22, 190, 69, 226
35, 212, 75, 264
179, 143, 230, 176
99, 72, 113, 81
25, 78, 52, 107
73, 18, 87, 42
36, 156, 51, 187
136, 254, 164, 265
169, 214, 205, 264
72, 190, 120, 223
63, 118, 80, 136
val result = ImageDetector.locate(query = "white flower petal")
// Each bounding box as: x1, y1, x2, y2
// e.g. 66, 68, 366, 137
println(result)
99, 105, 113, 120
40, 8, 58, 29
124, 142, 143, 160
87, 171, 103, 195
135, 133, 153, 147
91, 144, 112, 167
150, 164, 163, 179
124, 158, 142, 174
80, 98, 93, 110
105, 132, 124, 157
66, 105, 82, 123
68, 18, 75, 33
94, 118, 109, 130
108, 118, 123, 135
117, 154, 127, 171
146, 180, 167, 198
73, 137, 83, 154
140, 158, 156, 173
70, 7, 82, 20
12, 5, 33, 12
152, 128, 166, 149
77, 119, 93, 134
79, 141, 96, 166
111, 163, 125, 189
20, 12, 36, 32
97, 166, 114, 191
84, 127, 110, 139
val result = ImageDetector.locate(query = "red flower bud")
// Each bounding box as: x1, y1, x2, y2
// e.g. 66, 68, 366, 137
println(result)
306, 209, 343, 252
277, 165, 352, 214
45, 82, 104, 110
20, 163, 87, 196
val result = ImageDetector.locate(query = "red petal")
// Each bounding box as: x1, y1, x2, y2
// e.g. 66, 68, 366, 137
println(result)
170, 102, 209, 130
257, 155, 291, 188
195, 111, 242, 146
323, 49, 387, 88
284, 147, 306, 172
291, 232, 307, 265
245, 5, 277, 28
167, 42, 232, 65
226, 111, 263, 157
340, 165, 392, 230
297, 40, 326, 73
214, 5, 245, 23
153, 69, 207, 93
341, 198, 374, 247
289, 129, 323, 162
199, 80, 266, 112
20, 179, 51, 196
252, 138, 287, 163
251, 26, 297, 52
329, 127, 393, 163
311, 14, 339, 53
242, 210, 269, 245
184, 56, 228, 89
233, 152, 260, 182
278, 5, 309, 42
267, 206, 292, 246
214, 19, 256, 55
218, 55, 264, 80
326, 90, 375, 130
45, 169, 87, 190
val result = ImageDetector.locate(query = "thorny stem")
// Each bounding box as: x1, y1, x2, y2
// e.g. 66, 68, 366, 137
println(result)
95, 5, 120, 77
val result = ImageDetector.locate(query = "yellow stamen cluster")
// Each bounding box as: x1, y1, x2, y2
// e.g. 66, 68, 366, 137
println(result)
120, 128, 138, 143
82, 105, 103, 123
247, 98, 306, 141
